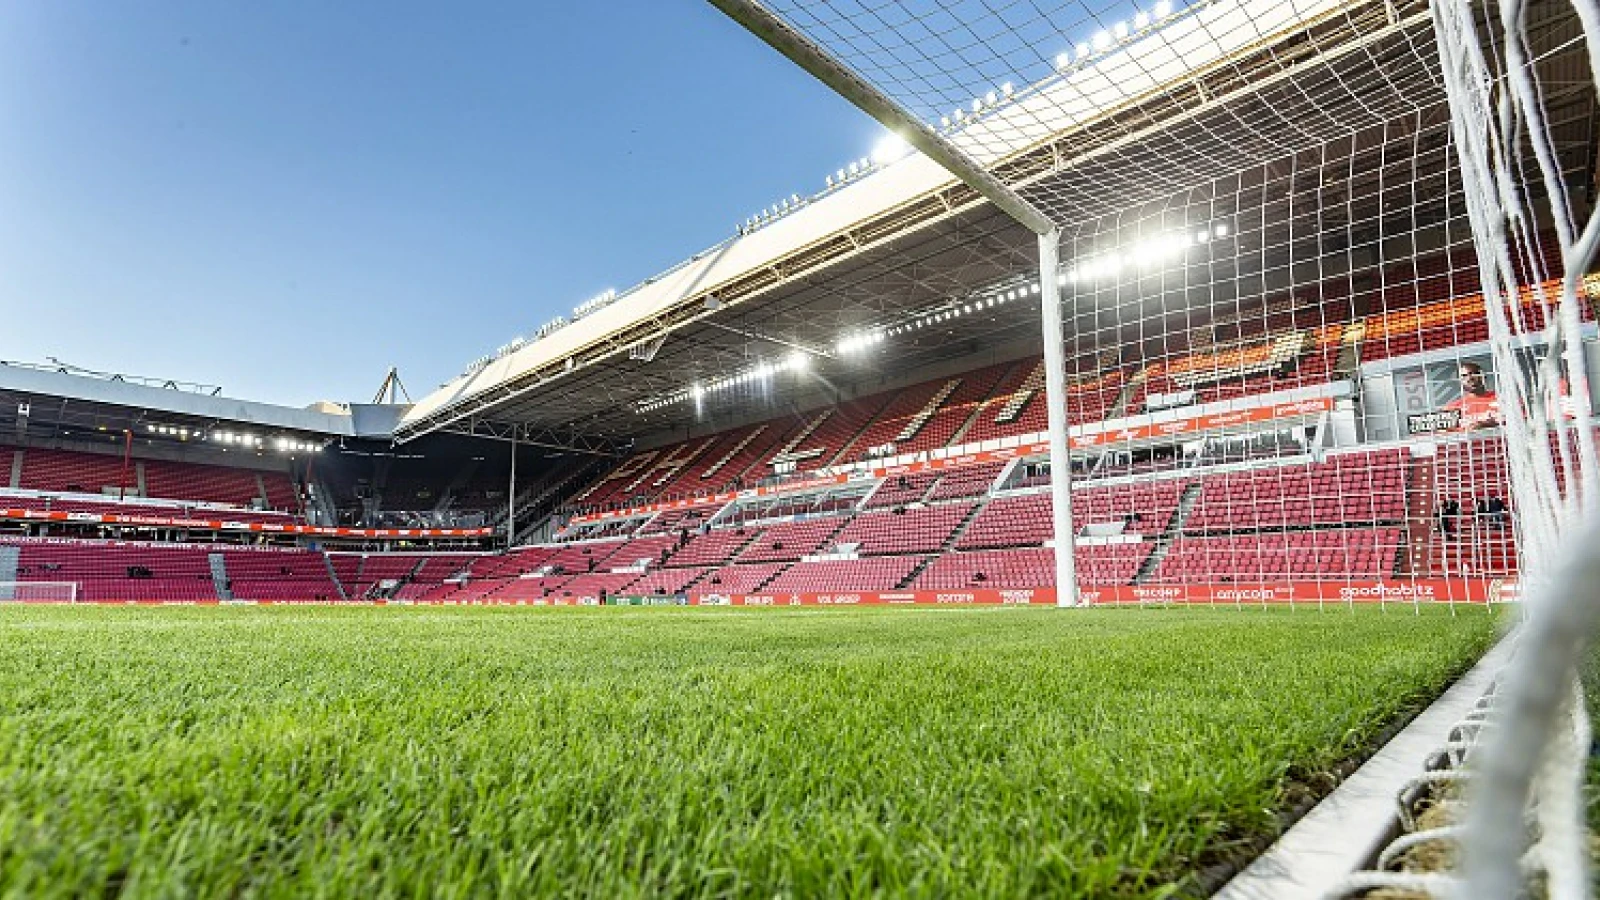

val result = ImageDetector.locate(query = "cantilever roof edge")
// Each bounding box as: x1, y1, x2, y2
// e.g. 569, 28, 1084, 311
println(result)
0, 364, 358, 436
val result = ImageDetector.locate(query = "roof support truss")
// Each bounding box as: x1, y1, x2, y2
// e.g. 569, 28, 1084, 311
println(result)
436, 416, 629, 457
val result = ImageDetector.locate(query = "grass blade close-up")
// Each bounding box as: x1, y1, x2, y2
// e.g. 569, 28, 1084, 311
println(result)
0, 606, 1497, 898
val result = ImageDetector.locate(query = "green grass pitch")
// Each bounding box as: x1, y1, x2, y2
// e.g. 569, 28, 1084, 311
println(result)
0, 605, 1497, 898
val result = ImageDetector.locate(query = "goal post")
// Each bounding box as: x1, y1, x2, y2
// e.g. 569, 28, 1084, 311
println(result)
0, 582, 80, 603
706, 0, 1080, 605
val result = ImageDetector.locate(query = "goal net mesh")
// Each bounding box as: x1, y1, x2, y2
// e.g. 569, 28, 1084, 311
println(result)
0, 582, 79, 603
734, 0, 1599, 894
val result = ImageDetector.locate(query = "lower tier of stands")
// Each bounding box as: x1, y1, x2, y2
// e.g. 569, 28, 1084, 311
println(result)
0, 433, 1540, 601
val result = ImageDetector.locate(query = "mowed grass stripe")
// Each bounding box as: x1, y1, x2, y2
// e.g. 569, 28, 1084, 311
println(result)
0, 606, 1497, 898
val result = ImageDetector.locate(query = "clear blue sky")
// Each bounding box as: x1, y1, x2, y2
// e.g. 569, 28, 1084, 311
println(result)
0, 2, 885, 406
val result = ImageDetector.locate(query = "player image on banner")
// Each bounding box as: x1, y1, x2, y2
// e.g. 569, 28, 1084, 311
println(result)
1443, 362, 1502, 431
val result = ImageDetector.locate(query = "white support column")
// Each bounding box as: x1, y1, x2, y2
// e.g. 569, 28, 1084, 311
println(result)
1038, 230, 1078, 606
507, 435, 518, 547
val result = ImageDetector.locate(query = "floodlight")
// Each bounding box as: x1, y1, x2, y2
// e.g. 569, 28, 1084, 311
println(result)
971, 98, 982, 112
1001, 82, 1013, 96
1154, 0, 1172, 16
940, 115, 951, 128
871, 133, 910, 166
984, 90, 997, 106
1077, 42, 1091, 59
1093, 30, 1112, 49
1113, 21, 1129, 39
787, 350, 808, 371
1214, 223, 1229, 237
1055, 53, 1070, 69
1135, 12, 1149, 28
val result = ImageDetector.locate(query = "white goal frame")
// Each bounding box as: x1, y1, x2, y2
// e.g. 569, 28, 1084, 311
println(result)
0, 582, 80, 603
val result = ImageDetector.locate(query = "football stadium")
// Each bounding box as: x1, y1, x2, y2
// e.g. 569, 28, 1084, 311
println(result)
4, 0, 1600, 896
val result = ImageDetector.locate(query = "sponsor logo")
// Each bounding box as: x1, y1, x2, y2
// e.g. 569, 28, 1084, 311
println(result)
697, 594, 732, 606
1274, 399, 1329, 416
1131, 586, 1183, 599
998, 589, 1037, 605
818, 594, 864, 605
1335, 583, 1439, 599
935, 593, 976, 604
1213, 588, 1278, 601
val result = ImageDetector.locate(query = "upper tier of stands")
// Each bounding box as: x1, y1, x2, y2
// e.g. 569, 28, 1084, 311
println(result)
566, 250, 1597, 518
3, 443, 300, 516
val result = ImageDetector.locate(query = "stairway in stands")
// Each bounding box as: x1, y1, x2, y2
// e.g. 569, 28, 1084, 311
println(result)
1401, 455, 1435, 576
433, 456, 482, 515
898, 499, 986, 588
1133, 482, 1203, 584
0, 545, 20, 599
323, 554, 350, 601
701, 426, 766, 483
1107, 371, 1147, 420
894, 379, 960, 442
208, 553, 232, 601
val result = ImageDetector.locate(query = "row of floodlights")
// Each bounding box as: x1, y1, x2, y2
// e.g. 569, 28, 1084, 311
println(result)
464, 290, 623, 378
643, 216, 1225, 413
836, 221, 1227, 354
742, 194, 807, 234
864, 284, 1040, 348
1055, 2, 1176, 72
738, 3, 1184, 238
146, 424, 322, 452
936, 2, 1177, 133
1067, 222, 1228, 283
637, 350, 813, 413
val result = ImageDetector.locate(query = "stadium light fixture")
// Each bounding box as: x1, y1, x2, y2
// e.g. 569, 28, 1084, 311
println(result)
1092, 30, 1112, 50
1134, 11, 1149, 28
871, 133, 911, 166
1154, 1, 1173, 17
1113, 21, 1129, 40
1055, 53, 1070, 70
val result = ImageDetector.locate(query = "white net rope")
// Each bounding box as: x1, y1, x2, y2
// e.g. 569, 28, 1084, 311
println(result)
727, 0, 1600, 894
1432, 1, 1600, 897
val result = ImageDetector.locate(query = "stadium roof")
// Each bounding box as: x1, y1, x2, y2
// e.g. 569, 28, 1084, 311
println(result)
388, 0, 1516, 453
0, 360, 402, 444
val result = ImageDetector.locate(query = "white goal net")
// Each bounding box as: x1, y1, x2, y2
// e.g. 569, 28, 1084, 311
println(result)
0, 581, 80, 603
710, 0, 1600, 895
